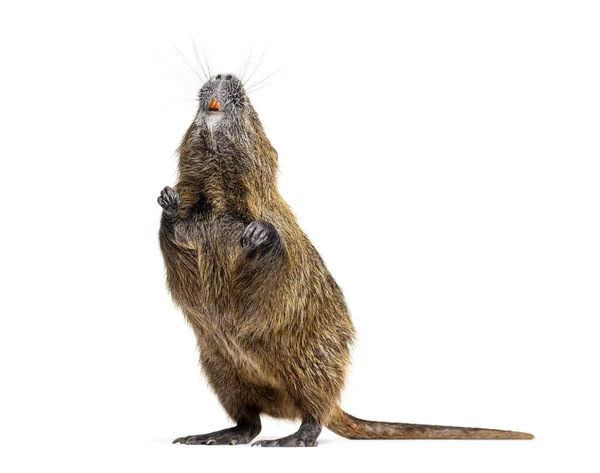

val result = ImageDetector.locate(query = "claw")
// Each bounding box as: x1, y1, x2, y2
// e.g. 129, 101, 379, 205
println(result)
158, 186, 180, 216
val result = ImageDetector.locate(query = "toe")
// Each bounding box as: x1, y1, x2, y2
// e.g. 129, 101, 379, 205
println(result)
251, 436, 317, 447
252, 439, 278, 447
185, 436, 206, 445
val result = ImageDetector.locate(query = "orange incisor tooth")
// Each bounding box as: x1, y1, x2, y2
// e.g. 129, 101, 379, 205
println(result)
209, 97, 221, 110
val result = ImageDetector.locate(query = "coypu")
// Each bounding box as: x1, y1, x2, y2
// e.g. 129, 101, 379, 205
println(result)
158, 73, 533, 447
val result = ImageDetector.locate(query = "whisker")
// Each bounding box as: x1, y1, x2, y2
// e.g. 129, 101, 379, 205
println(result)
169, 66, 198, 88
247, 65, 286, 91
241, 41, 253, 82
247, 74, 287, 93
202, 49, 213, 78
244, 44, 269, 86
172, 96, 202, 104
190, 36, 209, 81
172, 42, 202, 85
246, 82, 274, 94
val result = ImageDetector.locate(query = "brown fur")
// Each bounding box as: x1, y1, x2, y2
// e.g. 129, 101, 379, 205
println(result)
158, 74, 532, 446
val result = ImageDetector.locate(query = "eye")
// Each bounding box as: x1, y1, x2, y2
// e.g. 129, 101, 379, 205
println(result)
215, 74, 222, 80
226, 74, 232, 80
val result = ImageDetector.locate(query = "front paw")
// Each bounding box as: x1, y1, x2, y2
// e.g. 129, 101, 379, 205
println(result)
158, 186, 180, 216
240, 221, 280, 254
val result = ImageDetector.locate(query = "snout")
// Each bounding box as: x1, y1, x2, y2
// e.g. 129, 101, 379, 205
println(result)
201, 73, 245, 113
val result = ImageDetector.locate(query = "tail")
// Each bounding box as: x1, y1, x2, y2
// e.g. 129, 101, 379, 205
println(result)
327, 407, 534, 440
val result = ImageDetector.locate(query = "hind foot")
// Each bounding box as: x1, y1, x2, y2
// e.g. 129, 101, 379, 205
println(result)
173, 423, 260, 446
252, 416, 321, 448
252, 434, 318, 447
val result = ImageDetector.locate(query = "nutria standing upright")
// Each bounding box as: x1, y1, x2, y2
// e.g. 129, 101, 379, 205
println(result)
158, 73, 532, 447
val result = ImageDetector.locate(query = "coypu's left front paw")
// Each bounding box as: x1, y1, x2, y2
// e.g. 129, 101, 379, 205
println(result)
240, 221, 280, 254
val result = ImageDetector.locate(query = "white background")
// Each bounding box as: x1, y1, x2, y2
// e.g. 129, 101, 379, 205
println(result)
1, 1, 599, 472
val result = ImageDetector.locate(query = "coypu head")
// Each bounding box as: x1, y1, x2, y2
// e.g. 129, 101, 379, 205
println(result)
191, 73, 273, 155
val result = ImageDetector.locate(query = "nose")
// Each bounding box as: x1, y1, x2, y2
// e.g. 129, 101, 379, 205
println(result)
214, 74, 233, 81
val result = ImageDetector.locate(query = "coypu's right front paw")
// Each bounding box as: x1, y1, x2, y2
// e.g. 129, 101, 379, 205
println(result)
240, 221, 280, 254
158, 186, 180, 216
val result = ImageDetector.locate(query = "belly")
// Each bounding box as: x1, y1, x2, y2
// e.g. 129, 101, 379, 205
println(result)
217, 330, 278, 386
161, 214, 246, 313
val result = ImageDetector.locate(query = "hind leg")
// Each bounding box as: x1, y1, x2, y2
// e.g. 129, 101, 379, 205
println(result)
174, 338, 274, 446
173, 409, 261, 445
252, 416, 321, 448
250, 336, 348, 447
